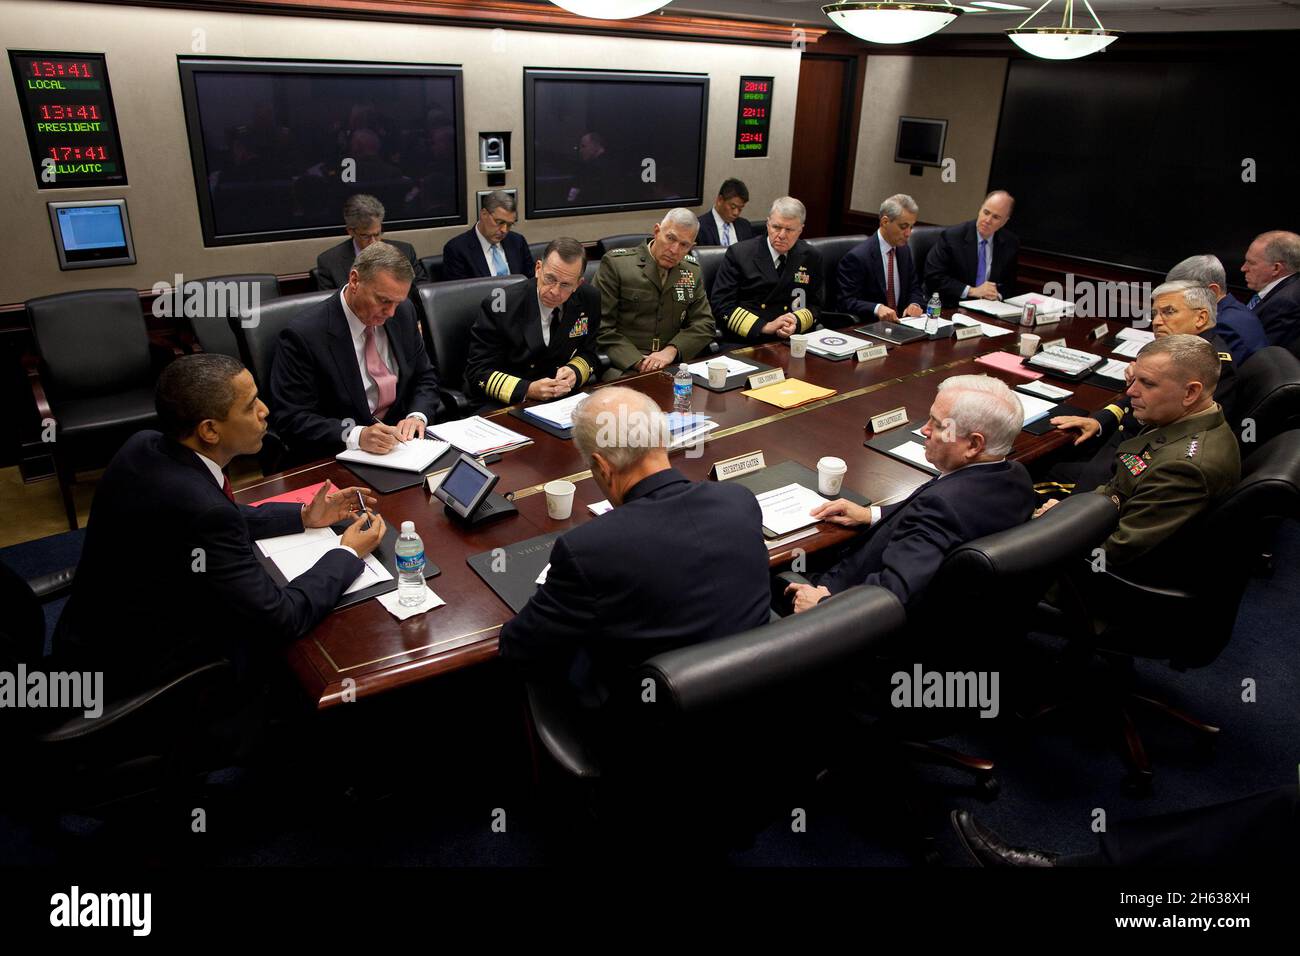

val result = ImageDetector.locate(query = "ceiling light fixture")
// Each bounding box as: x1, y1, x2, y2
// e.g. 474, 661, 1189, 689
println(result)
550, 0, 672, 19
1006, 0, 1120, 59
821, 1, 964, 44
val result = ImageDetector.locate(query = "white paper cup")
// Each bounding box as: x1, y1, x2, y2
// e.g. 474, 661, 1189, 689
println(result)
1019, 333, 1041, 357
707, 360, 729, 389
817, 456, 847, 496
789, 334, 810, 358
544, 479, 576, 520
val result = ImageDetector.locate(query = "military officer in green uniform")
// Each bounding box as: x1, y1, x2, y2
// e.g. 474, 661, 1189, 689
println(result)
595, 208, 716, 380
1037, 334, 1240, 584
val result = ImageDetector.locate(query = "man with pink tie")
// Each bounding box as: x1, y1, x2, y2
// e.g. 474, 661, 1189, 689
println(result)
269, 241, 442, 462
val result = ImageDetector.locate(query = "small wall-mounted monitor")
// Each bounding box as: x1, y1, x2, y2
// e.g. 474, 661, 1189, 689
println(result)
895, 116, 947, 168
47, 199, 136, 270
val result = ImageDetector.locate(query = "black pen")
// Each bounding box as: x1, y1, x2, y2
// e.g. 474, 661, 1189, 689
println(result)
356, 490, 371, 531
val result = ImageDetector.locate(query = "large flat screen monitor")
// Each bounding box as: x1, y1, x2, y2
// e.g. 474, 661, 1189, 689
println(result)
177, 58, 466, 246
523, 69, 708, 220
895, 116, 947, 168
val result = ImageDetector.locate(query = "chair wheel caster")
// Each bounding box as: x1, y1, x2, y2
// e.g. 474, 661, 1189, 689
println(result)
975, 774, 1001, 801
1122, 771, 1153, 797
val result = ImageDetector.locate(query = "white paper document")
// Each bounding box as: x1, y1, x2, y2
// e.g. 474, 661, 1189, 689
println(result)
521, 392, 587, 430
1016, 393, 1059, 426
665, 412, 718, 448
1095, 358, 1131, 382
1111, 337, 1146, 358
535, 563, 550, 585
1029, 346, 1103, 377
257, 529, 393, 595
336, 438, 450, 473
1006, 293, 1075, 316
953, 315, 1016, 337
958, 299, 1023, 320
892, 439, 937, 472
902, 316, 954, 331
587, 499, 614, 516
1115, 327, 1156, 343
804, 329, 873, 357
755, 483, 829, 537
685, 355, 757, 378
430, 416, 532, 455
1018, 380, 1074, 401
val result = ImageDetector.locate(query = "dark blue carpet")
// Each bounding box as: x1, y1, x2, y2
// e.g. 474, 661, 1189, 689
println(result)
2, 522, 1296, 866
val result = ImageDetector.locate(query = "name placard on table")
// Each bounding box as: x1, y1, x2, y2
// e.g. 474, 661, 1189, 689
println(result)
869, 406, 909, 433
748, 368, 785, 389
710, 450, 766, 481
856, 343, 889, 361
954, 324, 983, 341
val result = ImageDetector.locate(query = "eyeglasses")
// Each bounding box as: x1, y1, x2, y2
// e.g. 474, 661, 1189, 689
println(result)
353, 230, 383, 242
539, 272, 580, 293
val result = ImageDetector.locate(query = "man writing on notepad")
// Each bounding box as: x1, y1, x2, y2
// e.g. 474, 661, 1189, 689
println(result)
782, 375, 1035, 613
270, 241, 441, 463
55, 354, 386, 702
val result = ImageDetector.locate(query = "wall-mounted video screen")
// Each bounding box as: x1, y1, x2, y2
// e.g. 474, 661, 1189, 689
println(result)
177, 58, 466, 246
895, 116, 947, 168
524, 69, 708, 220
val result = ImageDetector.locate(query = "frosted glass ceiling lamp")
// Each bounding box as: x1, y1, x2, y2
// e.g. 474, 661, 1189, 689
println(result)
550, 0, 673, 19
822, 2, 963, 45
1006, 0, 1119, 59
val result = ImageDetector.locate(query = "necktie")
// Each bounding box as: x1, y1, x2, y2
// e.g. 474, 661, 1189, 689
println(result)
546, 308, 559, 346
722, 221, 732, 247
1247, 293, 1261, 310
776, 254, 786, 273
363, 325, 397, 419
975, 239, 988, 287
221, 473, 236, 504
490, 243, 508, 278
886, 247, 897, 311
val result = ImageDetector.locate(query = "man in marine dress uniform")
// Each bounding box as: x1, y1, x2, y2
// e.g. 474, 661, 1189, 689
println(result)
1037, 334, 1240, 585
596, 208, 716, 380
711, 195, 825, 344
464, 237, 602, 407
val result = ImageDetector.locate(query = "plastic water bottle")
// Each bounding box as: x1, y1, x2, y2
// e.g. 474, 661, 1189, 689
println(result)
925, 293, 942, 335
672, 363, 693, 414
395, 520, 426, 607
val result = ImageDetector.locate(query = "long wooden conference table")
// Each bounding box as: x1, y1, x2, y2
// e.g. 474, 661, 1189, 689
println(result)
235, 308, 1128, 709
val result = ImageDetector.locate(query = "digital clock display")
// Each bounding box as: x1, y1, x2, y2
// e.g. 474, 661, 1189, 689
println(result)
734, 75, 774, 158
9, 51, 128, 188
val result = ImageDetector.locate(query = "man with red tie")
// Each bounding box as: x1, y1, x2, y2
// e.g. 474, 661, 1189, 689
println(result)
270, 241, 442, 463
836, 193, 926, 322
54, 353, 386, 700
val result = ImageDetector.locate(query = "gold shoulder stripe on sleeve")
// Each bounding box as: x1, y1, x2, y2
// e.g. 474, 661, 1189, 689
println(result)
793, 308, 815, 332
728, 307, 760, 338
1219, 352, 1233, 362
569, 355, 593, 385
1103, 403, 1126, 422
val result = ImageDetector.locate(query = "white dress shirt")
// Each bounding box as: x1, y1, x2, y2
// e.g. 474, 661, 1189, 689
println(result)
767, 238, 785, 269
339, 289, 426, 450
538, 293, 557, 347
1258, 273, 1292, 301
876, 232, 903, 317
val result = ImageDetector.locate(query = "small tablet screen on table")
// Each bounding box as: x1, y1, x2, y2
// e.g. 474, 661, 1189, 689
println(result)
433, 455, 498, 518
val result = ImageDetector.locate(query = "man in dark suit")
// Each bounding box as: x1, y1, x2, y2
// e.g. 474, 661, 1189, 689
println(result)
54, 353, 385, 698
1167, 254, 1267, 365
784, 375, 1035, 612
837, 193, 926, 321
270, 241, 441, 462
1241, 230, 1300, 348
711, 196, 825, 343
695, 178, 755, 248
498, 387, 771, 708
314, 193, 428, 293
465, 237, 602, 406
924, 190, 1020, 307
441, 189, 536, 281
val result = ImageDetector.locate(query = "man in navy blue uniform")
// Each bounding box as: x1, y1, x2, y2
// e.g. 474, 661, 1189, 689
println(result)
441, 189, 536, 281
837, 193, 927, 322
498, 387, 771, 707
923, 191, 1020, 307
1167, 254, 1267, 365
1240, 230, 1300, 349
54, 354, 385, 698
695, 178, 756, 248
784, 375, 1035, 612
270, 241, 441, 463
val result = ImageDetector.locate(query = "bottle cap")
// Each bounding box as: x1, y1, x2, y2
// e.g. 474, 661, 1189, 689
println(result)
401, 520, 415, 534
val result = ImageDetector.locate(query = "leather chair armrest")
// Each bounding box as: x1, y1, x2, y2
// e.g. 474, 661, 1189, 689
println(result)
524, 680, 602, 780
27, 567, 75, 601
24, 358, 55, 428
35, 660, 233, 745
436, 387, 476, 422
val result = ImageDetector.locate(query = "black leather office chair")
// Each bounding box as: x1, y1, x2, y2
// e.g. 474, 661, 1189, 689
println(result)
309, 266, 325, 291
187, 274, 281, 359
582, 260, 600, 284
416, 275, 529, 418
1235, 346, 1300, 455
749, 218, 767, 234
593, 234, 651, 259
692, 245, 726, 298
0, 556, 234, 817
528, 240, 550, 264
524, 586, 906, 852
228, 289, 333, 471
803, 234, 868, 316
909, 225, 945, 288
26, 289, 169, 530
1041, 429, 1300, 790
419, 254, 445, 283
